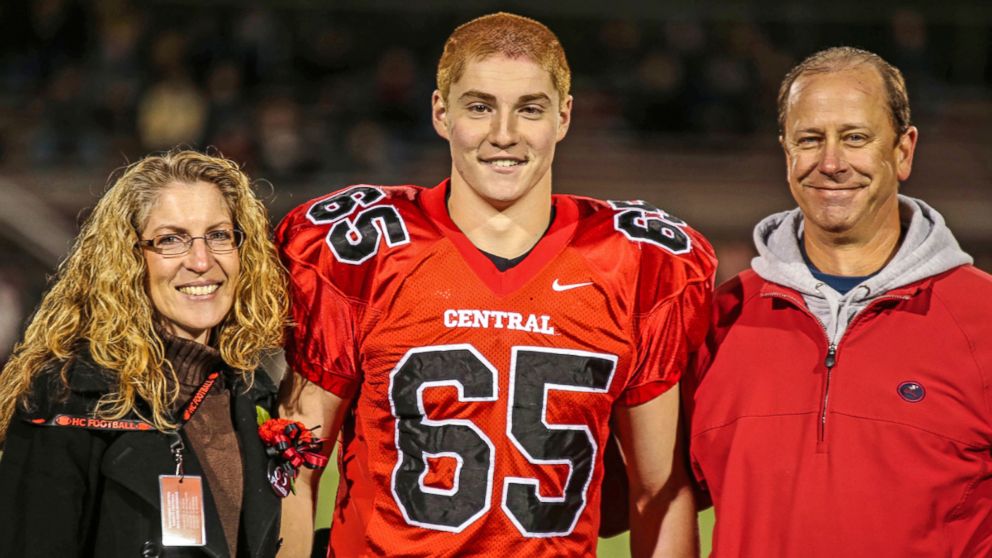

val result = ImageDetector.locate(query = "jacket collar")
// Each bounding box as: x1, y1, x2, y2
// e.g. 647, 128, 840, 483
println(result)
751, 196, 972, 302
760, 277, 929, 298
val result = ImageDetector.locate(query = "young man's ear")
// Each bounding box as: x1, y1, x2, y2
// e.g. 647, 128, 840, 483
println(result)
556, 95, 573, 142
432, 90, 450, 140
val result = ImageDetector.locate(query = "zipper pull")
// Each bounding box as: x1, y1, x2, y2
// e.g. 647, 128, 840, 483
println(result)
825, 344, 837, 369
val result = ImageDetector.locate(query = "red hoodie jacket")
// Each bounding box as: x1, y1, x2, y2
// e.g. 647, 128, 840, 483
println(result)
685, 265, 992, 557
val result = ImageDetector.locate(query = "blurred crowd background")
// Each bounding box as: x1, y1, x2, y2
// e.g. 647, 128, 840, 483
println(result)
0, 0, 990, 365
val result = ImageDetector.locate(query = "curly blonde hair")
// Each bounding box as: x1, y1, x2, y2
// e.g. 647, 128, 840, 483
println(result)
0, 149, 288, 441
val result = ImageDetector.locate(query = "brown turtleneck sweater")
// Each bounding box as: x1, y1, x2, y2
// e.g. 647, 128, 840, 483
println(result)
164, 334, 243, 556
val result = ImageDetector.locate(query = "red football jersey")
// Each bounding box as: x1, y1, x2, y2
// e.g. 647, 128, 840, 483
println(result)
276, 180, 715, 557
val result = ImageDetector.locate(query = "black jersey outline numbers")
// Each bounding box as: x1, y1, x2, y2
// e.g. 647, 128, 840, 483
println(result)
389, 344, 497, 533
608, 200, 691, 255
502, 347, 617, 537
388, 344, 617, 537
306, 186, 410, 265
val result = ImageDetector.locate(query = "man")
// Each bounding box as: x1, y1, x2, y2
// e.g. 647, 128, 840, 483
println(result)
275, 12, 716, 558
685, 46, 992, 557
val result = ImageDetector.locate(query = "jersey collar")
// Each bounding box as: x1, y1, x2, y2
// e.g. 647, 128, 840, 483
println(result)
422, 179, 579, 297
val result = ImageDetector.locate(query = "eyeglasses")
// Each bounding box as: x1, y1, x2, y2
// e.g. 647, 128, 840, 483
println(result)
136, 229, 245, 256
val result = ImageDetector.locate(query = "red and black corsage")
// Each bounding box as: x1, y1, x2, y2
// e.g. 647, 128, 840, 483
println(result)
257, 417, 329, 498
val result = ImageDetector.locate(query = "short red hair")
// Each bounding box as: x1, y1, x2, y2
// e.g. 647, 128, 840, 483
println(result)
436, 12, 571, 106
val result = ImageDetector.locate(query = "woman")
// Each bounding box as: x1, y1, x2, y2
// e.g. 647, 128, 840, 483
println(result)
0, 150, 288, 557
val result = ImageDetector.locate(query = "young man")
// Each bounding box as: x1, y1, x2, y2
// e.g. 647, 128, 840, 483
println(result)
685, 47, 992, 556
277, 13, 715, 557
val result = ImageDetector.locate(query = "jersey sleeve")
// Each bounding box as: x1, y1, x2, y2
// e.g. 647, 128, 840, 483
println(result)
275, 204, 362, 399
618, 228, 716, 406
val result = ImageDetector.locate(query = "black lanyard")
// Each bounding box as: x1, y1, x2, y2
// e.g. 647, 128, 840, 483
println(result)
166, 371, 221, 477
31, 371, 221, 432
32, 371, 222, 477
28, 372, 220, 477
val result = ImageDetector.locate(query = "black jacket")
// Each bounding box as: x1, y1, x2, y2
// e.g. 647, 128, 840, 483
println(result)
0, 352, 281, 558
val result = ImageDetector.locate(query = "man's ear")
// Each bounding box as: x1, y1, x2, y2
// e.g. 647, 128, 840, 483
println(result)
431, 90, 450, 140
896, 126, 918, 182
779, 134, 792, 177
556, 95, 573, 142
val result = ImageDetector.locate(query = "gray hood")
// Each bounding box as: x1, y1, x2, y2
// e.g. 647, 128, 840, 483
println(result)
751, 195, 973, 344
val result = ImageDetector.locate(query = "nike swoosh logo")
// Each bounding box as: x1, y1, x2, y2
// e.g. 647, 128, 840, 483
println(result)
552, 279, 594, 292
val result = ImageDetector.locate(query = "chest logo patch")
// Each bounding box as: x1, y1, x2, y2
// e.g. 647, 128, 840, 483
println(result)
897, 381, 926, 403
552, 279, 593, 292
